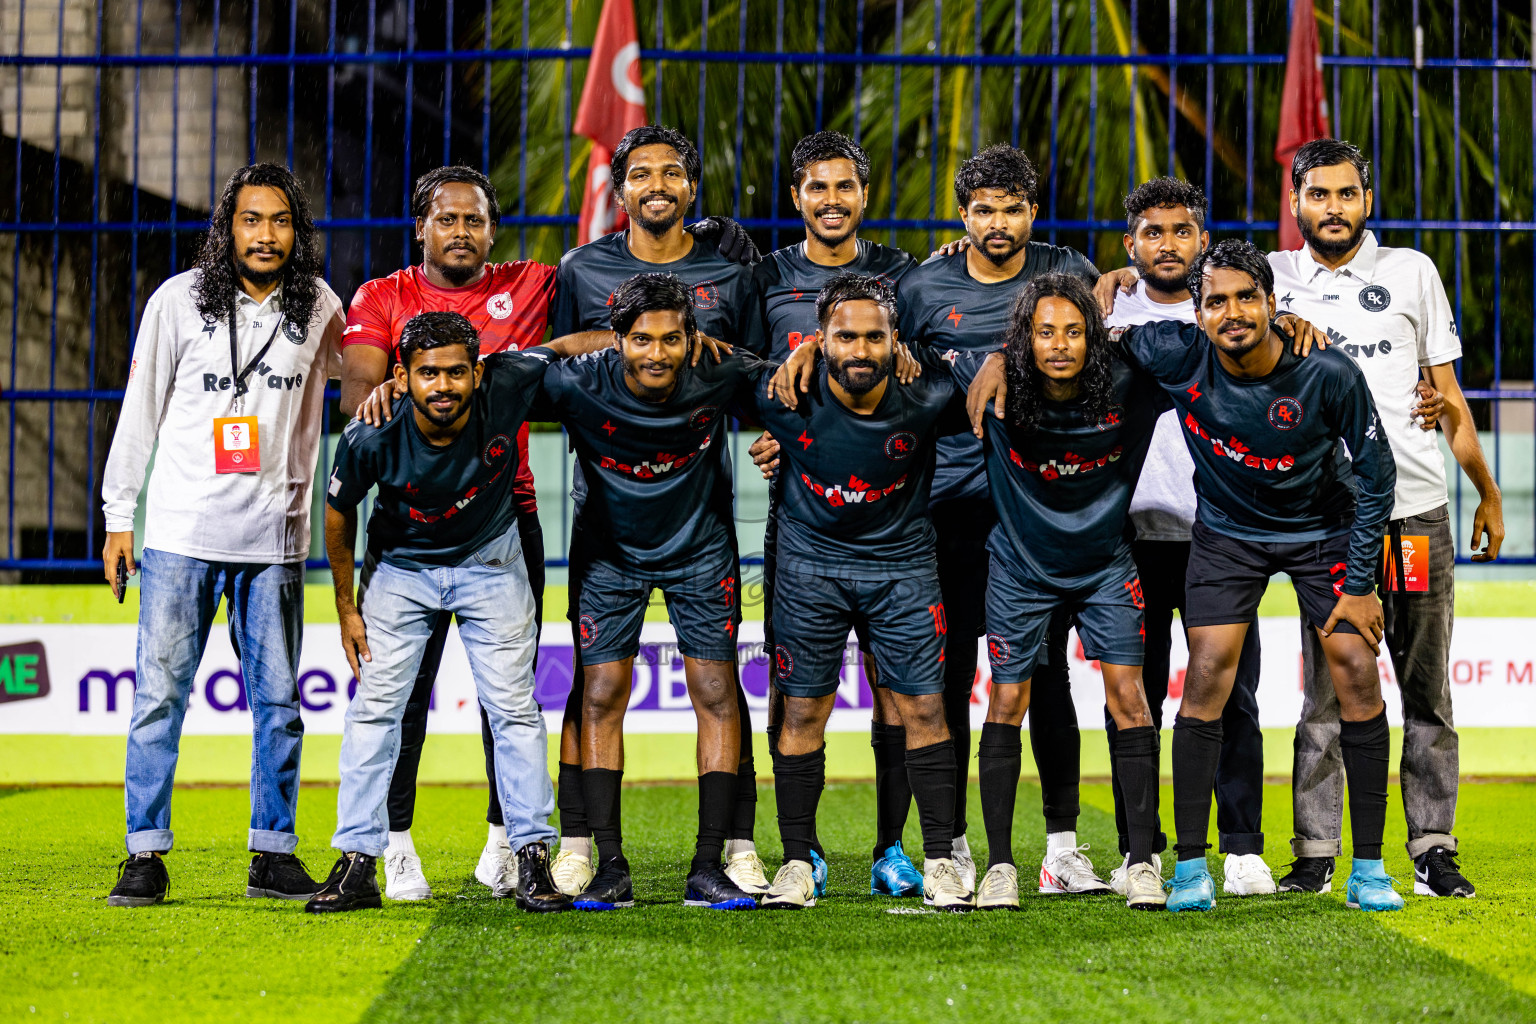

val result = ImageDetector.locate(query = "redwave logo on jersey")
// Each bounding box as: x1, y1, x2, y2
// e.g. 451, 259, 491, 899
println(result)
1183, 412, 1296, 471
0, 641, 49, 704
1009, 445, 1123, 481
799, 470, 908, 506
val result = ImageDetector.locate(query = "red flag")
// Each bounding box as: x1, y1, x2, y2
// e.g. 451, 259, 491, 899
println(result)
1274, 1, 1330, 251
574, 0, 647, 246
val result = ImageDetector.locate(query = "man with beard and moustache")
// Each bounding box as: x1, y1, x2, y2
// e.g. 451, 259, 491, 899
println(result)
1100, 178, 1273, 898
746, 131, 926, 899
340, 166, 753, 902
1115, 240, 1399, 912
102, 164, 345, 907
315, 312, 609, 914
530, 274, 772, 912
1271, 139, 1501, 898
894, 143, 1103, 896
549, 124, 769, 897
751, 274, 975, 912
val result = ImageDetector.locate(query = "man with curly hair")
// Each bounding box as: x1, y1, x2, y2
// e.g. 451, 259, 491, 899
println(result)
948, 273, 1170, 911
101, 164, 346, 907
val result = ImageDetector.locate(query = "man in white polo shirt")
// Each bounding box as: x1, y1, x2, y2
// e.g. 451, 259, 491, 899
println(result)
1271, 139, 1503, 898
100, 164, 345, 907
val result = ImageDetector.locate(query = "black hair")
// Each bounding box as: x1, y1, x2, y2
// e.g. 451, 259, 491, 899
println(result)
815, 271, 897, 331
398, 311, 481, 367
1123, 176, 1207, 231
609, 272, 699, 341
411, 165, 500, 228
610, 125, 702, 197
1000, 272, 1114, 434
790, 131, 871, 187
954, 143, 1038, 209
1290, 137, 1372, 193
192, 163, 323, 332
1187, 238, 1275, 308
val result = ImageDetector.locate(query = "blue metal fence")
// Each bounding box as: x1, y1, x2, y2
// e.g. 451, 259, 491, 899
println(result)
0, 0, 1531, 573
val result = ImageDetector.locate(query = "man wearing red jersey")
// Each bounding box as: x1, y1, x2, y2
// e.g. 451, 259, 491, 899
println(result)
341, 166, 558, 902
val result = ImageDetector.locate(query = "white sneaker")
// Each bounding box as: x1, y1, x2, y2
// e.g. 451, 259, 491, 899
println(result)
950, 836, 977, 893
762, 860, 817, 909
975, 863, 1020, 911
384, 849, 432, 901
1124, 860, 1168, 910
724, 849, 772, 895
1223, 853, 1277, 895
1110, 852, 1163, 896
922, 858, 975, 912
489, 850, 520, 898
474, 832, 512, 890
1039, 844, 1113, 894
550, 846, 596, 897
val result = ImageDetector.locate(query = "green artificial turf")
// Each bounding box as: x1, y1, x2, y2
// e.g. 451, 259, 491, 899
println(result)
2, 782, 1534, 1023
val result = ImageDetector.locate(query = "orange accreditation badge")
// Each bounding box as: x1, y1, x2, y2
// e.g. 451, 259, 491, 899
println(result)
1382, 534, 1430, 592
213, 416, 261, 474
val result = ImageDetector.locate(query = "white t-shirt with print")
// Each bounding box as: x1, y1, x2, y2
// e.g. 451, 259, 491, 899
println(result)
1107, 280, 1198, 542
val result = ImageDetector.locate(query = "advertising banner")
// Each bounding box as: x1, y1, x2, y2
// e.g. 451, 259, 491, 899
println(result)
3, 619, 1534, 735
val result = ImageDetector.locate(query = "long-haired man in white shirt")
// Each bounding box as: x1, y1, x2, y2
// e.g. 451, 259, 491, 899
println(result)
100, 164, 345, 907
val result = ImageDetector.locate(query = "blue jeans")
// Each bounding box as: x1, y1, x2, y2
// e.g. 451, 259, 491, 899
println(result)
125, 549, 305, 855
332, 523, 555, 857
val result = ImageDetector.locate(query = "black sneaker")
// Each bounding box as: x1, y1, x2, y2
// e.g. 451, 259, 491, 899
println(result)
684, 861, 757, 910
572, 856, 635, 911
107, 852, 168, 907
247, 852, 322, 901
1277, 856, 1335, 893
1414, 846, 1475, 898
304, 853, 381, 913
514, 842, 573, 913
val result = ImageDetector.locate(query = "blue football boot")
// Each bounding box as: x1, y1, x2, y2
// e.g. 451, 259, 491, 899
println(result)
683, 862, 757, 910
1345, 858, 1405, 911
870, 841, 924, 897
1165, 858, 1216, 912
809, 848, 829, 898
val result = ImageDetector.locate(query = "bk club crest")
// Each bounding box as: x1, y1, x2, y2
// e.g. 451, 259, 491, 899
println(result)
1096, 404, 1125, 431
1267, 397, 1304, 431
486, 291, 515, 320
774, 644, 794, 679
1359, 285, 1391, 312
689, 405, 720, 430
578, 615, 597, 649
483, 433, 513, 467
987, 634, 1010, 665
885, 431, 918, 460
692, 280, 720, 310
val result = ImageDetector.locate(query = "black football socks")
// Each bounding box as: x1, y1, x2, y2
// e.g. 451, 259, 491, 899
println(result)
977, 721, 1023, 868
872, 721, 914, 859
905, 740, 958, 862
1114, 725, 1161, 866
1340, 708, 1390, 860
772, 745, 826, 864
1172, 714, 1223, 861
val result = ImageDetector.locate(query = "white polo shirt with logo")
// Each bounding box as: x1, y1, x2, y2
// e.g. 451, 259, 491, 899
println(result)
1268, 231, 1461, 520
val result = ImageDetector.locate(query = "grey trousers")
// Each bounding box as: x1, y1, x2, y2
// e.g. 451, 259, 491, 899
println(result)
1291, 504, 1459, 859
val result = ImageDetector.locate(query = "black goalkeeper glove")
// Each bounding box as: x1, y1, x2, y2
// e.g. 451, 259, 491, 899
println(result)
686, 216, 761, 265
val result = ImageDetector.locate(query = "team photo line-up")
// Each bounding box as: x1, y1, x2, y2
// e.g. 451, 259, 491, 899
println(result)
99, 122, 1503, 916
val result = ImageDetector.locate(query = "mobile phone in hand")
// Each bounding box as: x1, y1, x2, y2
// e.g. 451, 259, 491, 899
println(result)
115, 555, 127, 604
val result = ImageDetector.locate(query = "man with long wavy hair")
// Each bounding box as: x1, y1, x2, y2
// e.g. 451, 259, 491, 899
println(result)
101, 163, 345, 908
946, 272, 1170, 911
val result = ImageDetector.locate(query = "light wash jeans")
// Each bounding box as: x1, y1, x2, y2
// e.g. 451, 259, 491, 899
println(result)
332, 522, 555, 857
125, 548, 306, 855
1292, 504, 1459, 859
